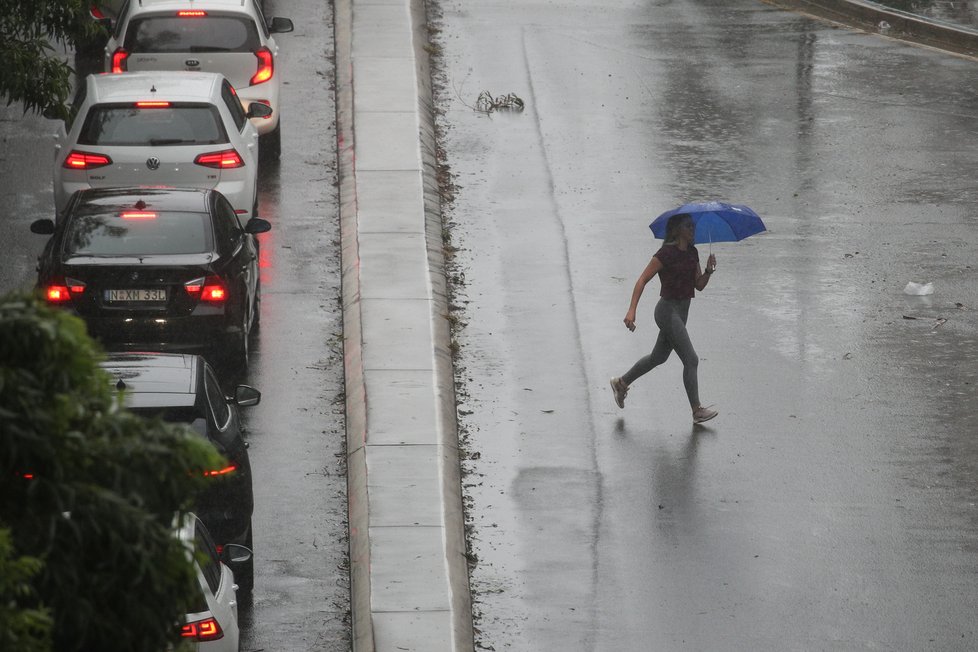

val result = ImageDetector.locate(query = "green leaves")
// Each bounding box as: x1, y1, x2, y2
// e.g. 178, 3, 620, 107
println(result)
0, 0, 103, 116
0, 292, 225, 651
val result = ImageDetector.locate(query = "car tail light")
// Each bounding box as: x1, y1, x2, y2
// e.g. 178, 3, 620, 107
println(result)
111, 48, 129, 73
185, 276, 226, 302
194, 150, 244, 169
45, 278, 86, 303
203, 463, 239, 477
250, 47, 273, 85
89, 4, 106, 19
177, 10, 207, 17
135, 101, 170, 108
180, 617, 223, 641
63, 151, 112, 170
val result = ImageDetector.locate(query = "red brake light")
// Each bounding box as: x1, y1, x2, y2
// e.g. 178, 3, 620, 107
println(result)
135, 101, 170, 108
177, 10, 207, 17
111, 48, 128, 73
194, 150, 244, 169
90, 5, 106, 20
63, 151, 112, 170
185, 276, 226, 302
180, 617, 223, 641
250, 47, 273, 85
121, 211, 157, 220
46, 286, 70, 302
45, 278, 85, 303
203, 463, 238, 477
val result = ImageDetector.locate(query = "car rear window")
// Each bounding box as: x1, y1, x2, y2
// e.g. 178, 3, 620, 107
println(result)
125, 15, 260, 52
78, 103, 228, 146
64, 213, 213, 256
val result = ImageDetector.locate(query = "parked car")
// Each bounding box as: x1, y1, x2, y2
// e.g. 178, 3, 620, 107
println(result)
176, 513, 251, 649
32, 186, 269, 369
50, 70, 270, 219
102, 352, 260, 593
104, 0, 293, 159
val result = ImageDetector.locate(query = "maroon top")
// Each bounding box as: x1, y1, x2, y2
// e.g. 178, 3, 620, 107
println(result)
654, 244, 700, 299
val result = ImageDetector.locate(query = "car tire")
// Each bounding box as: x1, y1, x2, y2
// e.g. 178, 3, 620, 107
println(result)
252, 279, 261, 331
236, 523, 254, 595
225, 313, 249, 372
259, 121, 281, 161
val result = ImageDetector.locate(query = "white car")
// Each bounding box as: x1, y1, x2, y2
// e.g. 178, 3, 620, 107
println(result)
104, 0, 293, 159
51, 71, 269, 218
176, 513, 250, 651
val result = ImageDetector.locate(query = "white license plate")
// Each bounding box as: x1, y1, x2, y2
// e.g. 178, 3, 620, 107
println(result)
106, 288, 167, 302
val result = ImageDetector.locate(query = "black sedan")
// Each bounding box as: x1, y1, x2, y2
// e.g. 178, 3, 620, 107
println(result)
99, 352, 259, 593
32, 186, 269, 370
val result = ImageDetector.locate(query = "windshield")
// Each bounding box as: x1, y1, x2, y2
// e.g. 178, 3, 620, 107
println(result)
125, 15, 260, 52
78, 103, 227, 146
64, 212, 212, 256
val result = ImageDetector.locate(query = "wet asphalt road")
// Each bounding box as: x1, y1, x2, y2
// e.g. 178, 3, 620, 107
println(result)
433, 0, 978, 650
0, 0, 350, 649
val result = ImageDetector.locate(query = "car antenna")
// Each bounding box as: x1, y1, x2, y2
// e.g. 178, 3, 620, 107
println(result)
135, 199, 147, 209
116, 379, 126, 391
150, 84, 157, 93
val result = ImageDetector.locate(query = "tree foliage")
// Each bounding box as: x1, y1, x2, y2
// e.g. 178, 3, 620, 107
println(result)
0, 0, 105, 116
0, 292, 225, 651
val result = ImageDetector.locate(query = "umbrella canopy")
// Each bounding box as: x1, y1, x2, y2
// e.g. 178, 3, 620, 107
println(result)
650, 201, 766, 244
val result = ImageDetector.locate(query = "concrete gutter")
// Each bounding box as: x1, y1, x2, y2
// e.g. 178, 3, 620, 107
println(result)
334, 0, 473, 650
764, 0, 978, 57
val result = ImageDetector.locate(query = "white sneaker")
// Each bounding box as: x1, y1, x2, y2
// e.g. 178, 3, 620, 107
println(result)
610, 377, 629, 409
693, 405, 718, 424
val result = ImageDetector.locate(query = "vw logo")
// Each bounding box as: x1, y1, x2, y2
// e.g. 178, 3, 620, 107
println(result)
146, 157, 161, 171
185, 59, 200, 67
130, 271, 139, 281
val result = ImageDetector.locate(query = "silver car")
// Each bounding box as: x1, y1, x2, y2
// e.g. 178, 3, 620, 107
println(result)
51, 71, 270, 218
104, 0, 293, 159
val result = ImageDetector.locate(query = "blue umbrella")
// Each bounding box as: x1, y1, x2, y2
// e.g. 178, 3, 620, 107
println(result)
649, 201, 766, 244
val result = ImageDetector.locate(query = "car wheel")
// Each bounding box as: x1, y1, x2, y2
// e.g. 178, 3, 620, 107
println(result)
225, 314, 249, 372
236, 523, 254, 595
259, 121, 281, 161
252, 279, 261, 331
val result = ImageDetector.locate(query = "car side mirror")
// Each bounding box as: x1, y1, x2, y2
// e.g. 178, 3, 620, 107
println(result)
244, 217, 271, 235
221, 543, 253, 565
30, 219, 55, 235
269, 17, 294, 33
234, 385, 261, 407
245, 102, 273, 119
42, 105, 65, 121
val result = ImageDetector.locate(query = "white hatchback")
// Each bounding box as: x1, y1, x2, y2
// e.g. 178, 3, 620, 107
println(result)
51, 71, 269, 218
104, 0, 293, 159
176, 514, 251, 651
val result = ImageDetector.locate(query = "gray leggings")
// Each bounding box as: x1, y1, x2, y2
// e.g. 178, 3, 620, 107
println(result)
621, 298, 699, 406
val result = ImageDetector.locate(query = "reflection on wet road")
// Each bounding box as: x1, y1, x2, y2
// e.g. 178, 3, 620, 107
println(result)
435, 0, 978, 649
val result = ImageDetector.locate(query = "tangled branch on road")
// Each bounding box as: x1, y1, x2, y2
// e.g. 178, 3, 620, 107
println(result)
475, 90, 524, 114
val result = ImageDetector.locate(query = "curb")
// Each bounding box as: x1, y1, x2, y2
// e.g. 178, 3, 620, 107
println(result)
764, 0, 978, 57
334, 0, 473, 650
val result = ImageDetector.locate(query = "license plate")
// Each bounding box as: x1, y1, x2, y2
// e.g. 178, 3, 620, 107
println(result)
105, 288, 167, 302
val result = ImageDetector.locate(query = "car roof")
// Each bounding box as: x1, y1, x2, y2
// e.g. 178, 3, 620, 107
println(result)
86, 71, 226, 103
72, 187, 212, 216
99, 352, 201, 408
